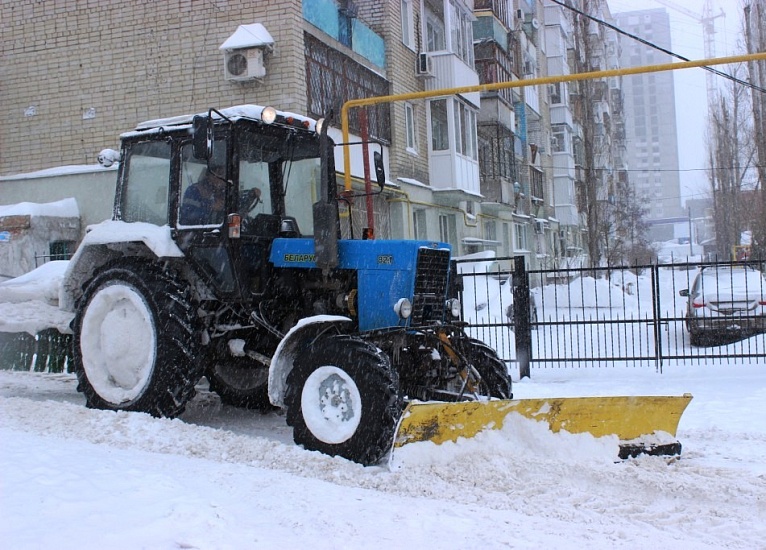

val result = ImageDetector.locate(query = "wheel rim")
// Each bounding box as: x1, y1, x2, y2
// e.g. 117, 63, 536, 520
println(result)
300, 365, 362, 444
80, 283, 156, 404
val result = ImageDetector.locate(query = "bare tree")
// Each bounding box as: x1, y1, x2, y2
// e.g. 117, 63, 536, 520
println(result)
708, 66, 756, 259
571, 0, 609, 268
744, 1, 766, 260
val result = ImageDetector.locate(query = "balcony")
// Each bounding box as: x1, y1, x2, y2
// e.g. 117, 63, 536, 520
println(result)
474, 0, 513, 29
550, 103, 573, 127
478, 122, 517, 203
425, 52, 480, 108
475, 41, 516, 106
303, 0, 385, 68
473, 14, 509, 51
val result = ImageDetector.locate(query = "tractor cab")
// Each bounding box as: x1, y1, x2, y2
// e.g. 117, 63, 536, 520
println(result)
114, 106, 328, 299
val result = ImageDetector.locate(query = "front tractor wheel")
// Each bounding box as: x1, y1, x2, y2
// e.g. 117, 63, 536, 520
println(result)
72, 262, 201, 418
285, 336, 402, 466
466, 339, 513, 399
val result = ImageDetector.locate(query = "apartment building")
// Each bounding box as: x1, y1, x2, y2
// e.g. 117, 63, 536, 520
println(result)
542, 0, 630, 267
3, 0, 569, 266
614, 8, 683, 241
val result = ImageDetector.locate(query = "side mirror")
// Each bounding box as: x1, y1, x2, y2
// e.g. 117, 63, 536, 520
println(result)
373, 150, 385, 191
192, 115, 211, 160
678, 289, 689, 297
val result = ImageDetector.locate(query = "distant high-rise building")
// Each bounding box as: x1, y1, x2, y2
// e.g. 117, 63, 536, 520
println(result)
614, 8, 683, 237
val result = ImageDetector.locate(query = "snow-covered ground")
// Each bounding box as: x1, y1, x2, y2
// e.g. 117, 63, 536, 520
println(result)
2, 363, 765, 549
2, 259, 766, 548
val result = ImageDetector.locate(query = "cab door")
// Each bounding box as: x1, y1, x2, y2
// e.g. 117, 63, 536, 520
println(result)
174, 141, 239, 296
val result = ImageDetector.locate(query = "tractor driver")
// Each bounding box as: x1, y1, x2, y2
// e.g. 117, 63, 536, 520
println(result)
180, 169, 261, 225
180, 169, 226, 225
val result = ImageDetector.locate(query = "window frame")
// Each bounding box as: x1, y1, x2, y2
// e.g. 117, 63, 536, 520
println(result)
404, 102, 417, 153
401, 0, 415, 50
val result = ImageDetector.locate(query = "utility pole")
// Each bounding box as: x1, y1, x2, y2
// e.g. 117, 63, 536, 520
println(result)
688, 205, 694, 256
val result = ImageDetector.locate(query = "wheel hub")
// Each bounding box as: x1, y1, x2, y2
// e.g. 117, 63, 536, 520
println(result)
301, 366, 363, 445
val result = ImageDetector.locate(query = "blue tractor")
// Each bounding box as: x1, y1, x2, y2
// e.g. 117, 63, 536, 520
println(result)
63, 105, 511, 465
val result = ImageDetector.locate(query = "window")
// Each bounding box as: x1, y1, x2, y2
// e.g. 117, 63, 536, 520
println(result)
425, 2, 446, 51
449, 0, 474, 66
514, 222, 528, 251
401, 0, 415, 49
413, 209, 428, 239
439, 213, 457, 248
552, 127, 567, 153
484, 220, 496, 242
179, 143, 226, 227
49, 240, 76, 261
122, 140, 171, 225
454, 100, 477, 159
430, 99, 449, 151
405, 102, 417, 152
305, 33, 391, 143
549, 83, 562, 104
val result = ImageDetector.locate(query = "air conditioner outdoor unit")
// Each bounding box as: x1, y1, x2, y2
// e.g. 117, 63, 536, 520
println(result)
224, 48, 266, 81
417, 52, 434, 77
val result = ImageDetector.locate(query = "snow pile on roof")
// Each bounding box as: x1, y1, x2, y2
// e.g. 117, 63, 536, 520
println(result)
0, 165, 116, 181
0, 198, 79, 219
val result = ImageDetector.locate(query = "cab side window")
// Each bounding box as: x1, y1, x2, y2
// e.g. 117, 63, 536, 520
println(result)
121, 141, 171, 225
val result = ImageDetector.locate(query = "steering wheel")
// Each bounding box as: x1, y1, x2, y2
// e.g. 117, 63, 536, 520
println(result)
239, 188, 261, 214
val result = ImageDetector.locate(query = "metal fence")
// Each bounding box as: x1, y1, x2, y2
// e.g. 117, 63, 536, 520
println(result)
456, 256, 766, 375
0, 329, 72, 373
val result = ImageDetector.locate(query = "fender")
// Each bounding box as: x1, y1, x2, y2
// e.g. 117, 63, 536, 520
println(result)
61, 221, 184, 311
268, 315, 352, 407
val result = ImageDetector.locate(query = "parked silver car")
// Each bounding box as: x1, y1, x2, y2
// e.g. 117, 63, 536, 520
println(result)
679, 265, 766, 346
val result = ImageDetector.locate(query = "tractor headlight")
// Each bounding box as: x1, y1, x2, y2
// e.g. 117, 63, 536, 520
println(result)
261, 106, 277, 124
394, 298, 412, 319
447, 298, 461, 318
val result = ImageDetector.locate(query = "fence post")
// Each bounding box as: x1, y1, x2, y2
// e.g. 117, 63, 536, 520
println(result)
651, 263, 663, 373
513, 255, 532, 379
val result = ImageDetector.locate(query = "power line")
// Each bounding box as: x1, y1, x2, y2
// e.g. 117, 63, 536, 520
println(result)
548, 0, 766, 94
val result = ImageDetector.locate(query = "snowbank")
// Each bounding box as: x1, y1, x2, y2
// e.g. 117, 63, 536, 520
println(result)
0, 197, 79, 219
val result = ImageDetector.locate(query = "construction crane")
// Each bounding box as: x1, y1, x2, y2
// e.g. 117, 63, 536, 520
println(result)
654, 0, 726, 104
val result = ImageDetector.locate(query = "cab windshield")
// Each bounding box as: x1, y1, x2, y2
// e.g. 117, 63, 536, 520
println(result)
236, 124, 323, 235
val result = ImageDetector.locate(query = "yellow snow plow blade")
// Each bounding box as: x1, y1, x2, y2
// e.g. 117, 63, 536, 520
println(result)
394, 394, 693, 458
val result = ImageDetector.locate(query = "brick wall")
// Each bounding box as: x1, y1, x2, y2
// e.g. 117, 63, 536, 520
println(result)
1, 0, 307, 175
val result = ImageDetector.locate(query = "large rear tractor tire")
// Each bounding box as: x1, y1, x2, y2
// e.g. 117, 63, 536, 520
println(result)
72, 261, 201, 418
285, 336, 402, 465
207, 355, 272, 411
466, 339, 513, 399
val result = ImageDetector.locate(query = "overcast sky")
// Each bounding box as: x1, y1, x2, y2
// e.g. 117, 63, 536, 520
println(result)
608, 0, 748, 206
